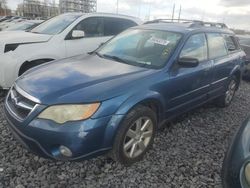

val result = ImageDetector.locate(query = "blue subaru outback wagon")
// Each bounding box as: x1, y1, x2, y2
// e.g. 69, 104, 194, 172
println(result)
4, 20, 246, 165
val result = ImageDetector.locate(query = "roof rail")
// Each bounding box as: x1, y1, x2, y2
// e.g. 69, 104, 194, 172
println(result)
144, 19, 228, 29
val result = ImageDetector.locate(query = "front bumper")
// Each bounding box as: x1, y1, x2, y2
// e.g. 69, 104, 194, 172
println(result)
0, 52, 20, 89
4, 101, 124, 161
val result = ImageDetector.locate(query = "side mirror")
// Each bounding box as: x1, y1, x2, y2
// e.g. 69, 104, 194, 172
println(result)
178, 57, 199, 68
72, 30, 85, 39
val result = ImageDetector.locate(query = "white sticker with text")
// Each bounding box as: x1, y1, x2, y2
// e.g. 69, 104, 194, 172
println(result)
148, 37, 170, 46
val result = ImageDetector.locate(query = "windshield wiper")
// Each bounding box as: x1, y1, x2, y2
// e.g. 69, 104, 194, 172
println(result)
102, 54, 128, 64
88, 51, 103, 58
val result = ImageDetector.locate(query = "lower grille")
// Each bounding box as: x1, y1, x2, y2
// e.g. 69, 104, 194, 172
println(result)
6, 86, 36, 121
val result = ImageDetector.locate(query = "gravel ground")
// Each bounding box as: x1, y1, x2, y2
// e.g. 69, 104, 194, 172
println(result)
1, 81, 250, 188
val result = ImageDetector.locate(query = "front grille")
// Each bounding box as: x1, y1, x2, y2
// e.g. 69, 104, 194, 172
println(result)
6, 87, 36, 121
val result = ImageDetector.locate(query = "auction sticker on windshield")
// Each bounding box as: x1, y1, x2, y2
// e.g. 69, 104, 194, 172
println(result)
148, 37, 170, 46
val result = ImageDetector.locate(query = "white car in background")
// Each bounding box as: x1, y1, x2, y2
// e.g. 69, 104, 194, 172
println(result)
2, 20, 43, 32
0, 17, 24, 31
0, 13, 141, 90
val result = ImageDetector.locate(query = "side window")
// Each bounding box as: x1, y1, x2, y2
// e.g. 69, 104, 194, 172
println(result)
104, 17, 137, 36
224, 35, 238, 52
180, 33, 208, 62
74, 17, 104, 37
207, 33, 228, 59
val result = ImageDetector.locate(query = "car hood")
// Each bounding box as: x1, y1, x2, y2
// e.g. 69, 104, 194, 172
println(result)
0, 31, 52, 44
16, 54, 156, 104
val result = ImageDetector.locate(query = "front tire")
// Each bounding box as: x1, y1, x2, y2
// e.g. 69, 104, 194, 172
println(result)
111, 105, 157, 165
215, 76, 238, 107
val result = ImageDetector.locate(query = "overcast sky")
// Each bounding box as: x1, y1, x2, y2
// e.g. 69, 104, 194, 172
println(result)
6, 0, 250, 30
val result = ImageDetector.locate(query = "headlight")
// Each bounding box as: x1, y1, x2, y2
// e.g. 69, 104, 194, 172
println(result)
245, 162, 250, 185
38, 103, 100, 124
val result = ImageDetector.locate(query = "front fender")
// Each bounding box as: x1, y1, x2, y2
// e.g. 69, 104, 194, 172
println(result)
115, 90, 166, 118
100, 90, 166, 149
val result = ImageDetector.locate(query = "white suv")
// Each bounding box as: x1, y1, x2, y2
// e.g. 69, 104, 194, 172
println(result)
0, 13, 141, 90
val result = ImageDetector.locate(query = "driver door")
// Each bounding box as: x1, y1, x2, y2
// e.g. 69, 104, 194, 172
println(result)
166, 33, 213, 116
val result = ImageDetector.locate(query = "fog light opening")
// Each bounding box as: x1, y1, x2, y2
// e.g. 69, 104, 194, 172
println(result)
59, 145, 72, 157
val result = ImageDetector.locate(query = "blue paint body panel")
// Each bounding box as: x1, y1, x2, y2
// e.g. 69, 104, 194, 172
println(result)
4, 24, 246, 161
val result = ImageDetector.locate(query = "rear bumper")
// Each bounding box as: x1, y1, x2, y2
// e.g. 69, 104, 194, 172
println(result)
4, 102, 124, 161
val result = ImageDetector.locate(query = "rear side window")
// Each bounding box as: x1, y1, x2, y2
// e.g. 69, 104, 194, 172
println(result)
180, 33, 208, 62
224, 35, 238, 52
104, 17, 137, 36
207, 33, 228, 59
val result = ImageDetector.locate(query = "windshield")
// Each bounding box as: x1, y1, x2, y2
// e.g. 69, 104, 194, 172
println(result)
98, 29, 182, 69
31, 14, 81, 35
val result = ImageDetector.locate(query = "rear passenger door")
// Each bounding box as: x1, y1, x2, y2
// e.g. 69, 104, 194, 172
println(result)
103, 17, 137, 36
167, 33, 213, 115
208, 33, 239, 97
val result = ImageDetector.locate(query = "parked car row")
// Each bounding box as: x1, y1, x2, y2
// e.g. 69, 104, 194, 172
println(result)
0, 16, 44, 31
3, 20, 44, 32
0, 13, 249, 187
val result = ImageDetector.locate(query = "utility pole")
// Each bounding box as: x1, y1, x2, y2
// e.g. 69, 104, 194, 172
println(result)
171, 3, 175, 21
147, 0, 151, 21
23, 0, 25, 17
138, 0, 141, 18
1, 0, 7, 15
178, 5, 181, 22
116, 0, 118, 14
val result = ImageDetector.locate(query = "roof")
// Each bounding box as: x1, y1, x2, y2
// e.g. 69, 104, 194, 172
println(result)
137, 21, 234, 35
61, 12, 142, 23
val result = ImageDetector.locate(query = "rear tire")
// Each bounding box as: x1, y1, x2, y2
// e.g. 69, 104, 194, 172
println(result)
215, 76, 238, 107
111, 105, 157, 165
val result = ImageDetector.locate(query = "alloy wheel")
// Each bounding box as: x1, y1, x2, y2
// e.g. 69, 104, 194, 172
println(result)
123, 117, 153, 158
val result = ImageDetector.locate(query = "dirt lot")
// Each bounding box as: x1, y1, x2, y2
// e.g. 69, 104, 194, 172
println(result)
1, 81, 250, 188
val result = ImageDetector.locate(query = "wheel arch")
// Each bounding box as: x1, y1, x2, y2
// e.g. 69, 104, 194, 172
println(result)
101, 91, 167, 150
230, 66, 242, 90
18, 58, 55, 76
115, 91, 166, 126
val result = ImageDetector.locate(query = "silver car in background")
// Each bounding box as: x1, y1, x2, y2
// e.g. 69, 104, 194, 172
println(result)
237, 35, 250, 79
